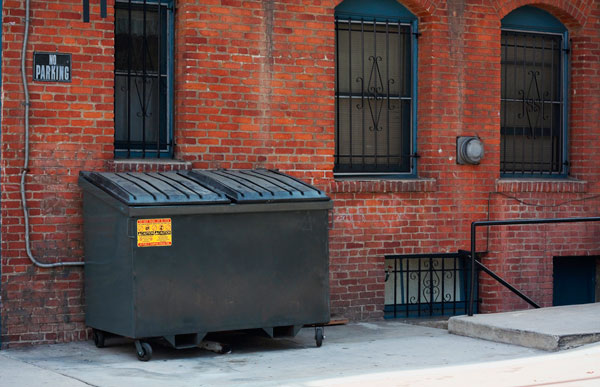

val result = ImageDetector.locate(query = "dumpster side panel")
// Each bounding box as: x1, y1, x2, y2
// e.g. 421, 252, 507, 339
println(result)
83, 192, 135, 337
132, 209, 330, 338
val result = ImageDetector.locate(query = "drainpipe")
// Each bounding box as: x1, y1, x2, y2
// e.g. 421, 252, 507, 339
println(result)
20, 0, 83, 267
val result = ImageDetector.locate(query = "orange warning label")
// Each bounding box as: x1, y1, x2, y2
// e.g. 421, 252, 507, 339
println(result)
137, 218, 172, 247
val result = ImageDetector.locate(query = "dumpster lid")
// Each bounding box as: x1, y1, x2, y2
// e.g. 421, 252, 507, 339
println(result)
184, 169, 329, 203
79, 171, 230, 205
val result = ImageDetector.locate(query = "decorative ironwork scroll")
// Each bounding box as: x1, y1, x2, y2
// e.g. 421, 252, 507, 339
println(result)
355, 56, 396, 132
517, 70, 550, 138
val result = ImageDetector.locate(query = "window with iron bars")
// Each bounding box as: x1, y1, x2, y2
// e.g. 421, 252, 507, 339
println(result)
114, 0, 173, 158
334, 0, 417, 176
384, 253, 477, 318
500, 7, 568, 176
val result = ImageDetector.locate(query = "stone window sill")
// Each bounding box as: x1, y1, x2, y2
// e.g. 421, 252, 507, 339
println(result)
329, 178, 437, 194
496, 178, 588, 193
107, 159, 192, 173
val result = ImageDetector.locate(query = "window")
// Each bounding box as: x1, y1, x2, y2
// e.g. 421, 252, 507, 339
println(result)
501, 6, 568, 176
114, 0, 173, 158
334, 0, 417, 176
384, 253, 477, 318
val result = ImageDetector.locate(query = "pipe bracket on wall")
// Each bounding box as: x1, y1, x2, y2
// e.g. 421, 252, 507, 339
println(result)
83, 0, 89, 22
83, 0, 107, 22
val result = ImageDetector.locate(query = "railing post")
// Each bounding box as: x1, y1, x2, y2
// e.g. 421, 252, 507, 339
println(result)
469, 223, 476, 316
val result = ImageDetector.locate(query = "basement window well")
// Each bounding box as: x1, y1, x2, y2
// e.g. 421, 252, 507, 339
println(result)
384, 253, 477, 318
553, 256, 599, 306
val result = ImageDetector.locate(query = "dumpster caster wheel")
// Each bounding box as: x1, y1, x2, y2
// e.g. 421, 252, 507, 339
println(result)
315, 327, 324, 348
135, 341, 152, 362
93, 329, 105, 348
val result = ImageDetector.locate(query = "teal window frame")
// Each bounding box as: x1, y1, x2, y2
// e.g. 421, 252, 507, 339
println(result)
334, 0, 418, 177
500, 6, 569, 177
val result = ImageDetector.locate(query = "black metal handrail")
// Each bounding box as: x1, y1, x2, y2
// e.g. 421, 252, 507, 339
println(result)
468, 216, 600, 316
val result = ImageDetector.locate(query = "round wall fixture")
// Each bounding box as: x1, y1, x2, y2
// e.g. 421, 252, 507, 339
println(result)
457, 136, 484, 165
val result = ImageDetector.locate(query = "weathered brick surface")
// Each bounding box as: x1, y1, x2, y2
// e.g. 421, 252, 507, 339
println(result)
481, 193, 600, 313
1, 0, 114, 347
1, 0, 599, 347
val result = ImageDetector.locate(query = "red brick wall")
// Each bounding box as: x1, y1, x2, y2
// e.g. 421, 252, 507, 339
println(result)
173, 0, 335, 185
1, 0, 599, 347
482, 187, 600, 312
325, 0, 600, 320
1, 0, 114, 346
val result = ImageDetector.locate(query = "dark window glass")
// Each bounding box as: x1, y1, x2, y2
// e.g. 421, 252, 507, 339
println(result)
114, 2, 171, 158
335, 18, 412, 174
501, 30, 564, 175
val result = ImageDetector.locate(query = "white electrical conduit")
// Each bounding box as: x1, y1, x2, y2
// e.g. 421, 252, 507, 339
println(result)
20, 0, 84, 267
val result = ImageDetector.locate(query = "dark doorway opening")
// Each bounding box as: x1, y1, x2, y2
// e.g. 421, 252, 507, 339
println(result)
553, 256, 598, 306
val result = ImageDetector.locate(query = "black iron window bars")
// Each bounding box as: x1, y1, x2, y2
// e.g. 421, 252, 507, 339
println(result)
114, 0, 172, 158
335, 17, 413, 175
384, 253, 477, 318
501, 30, 565, 175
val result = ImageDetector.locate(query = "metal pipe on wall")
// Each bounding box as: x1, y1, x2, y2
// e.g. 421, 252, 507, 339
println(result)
20, 0, 84, 267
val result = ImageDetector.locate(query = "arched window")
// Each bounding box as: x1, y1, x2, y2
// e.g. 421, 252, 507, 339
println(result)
500, 6, 568, 176
334, 0, 417, 176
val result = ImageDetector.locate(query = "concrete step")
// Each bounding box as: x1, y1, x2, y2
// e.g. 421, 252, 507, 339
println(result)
448, 302, 600, 351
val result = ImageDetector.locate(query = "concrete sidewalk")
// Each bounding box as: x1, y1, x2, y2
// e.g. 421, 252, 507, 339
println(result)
1, 321, 599, 386
449, 303, 600, 351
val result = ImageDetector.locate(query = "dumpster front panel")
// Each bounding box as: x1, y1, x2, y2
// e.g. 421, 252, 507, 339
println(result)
131, 208, 330, 337
80, 169, 331, 343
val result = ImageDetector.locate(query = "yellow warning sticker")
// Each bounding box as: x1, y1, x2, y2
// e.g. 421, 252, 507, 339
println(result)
137, 218, 172, 247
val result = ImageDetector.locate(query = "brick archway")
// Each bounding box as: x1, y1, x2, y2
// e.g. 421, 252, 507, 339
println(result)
499, 1, 587, 31
328, 0, 435, 20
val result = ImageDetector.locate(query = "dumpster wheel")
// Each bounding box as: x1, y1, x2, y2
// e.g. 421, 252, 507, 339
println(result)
92, 329, 105, 348
315, 327, 324, 347
135, 340, 153, 361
